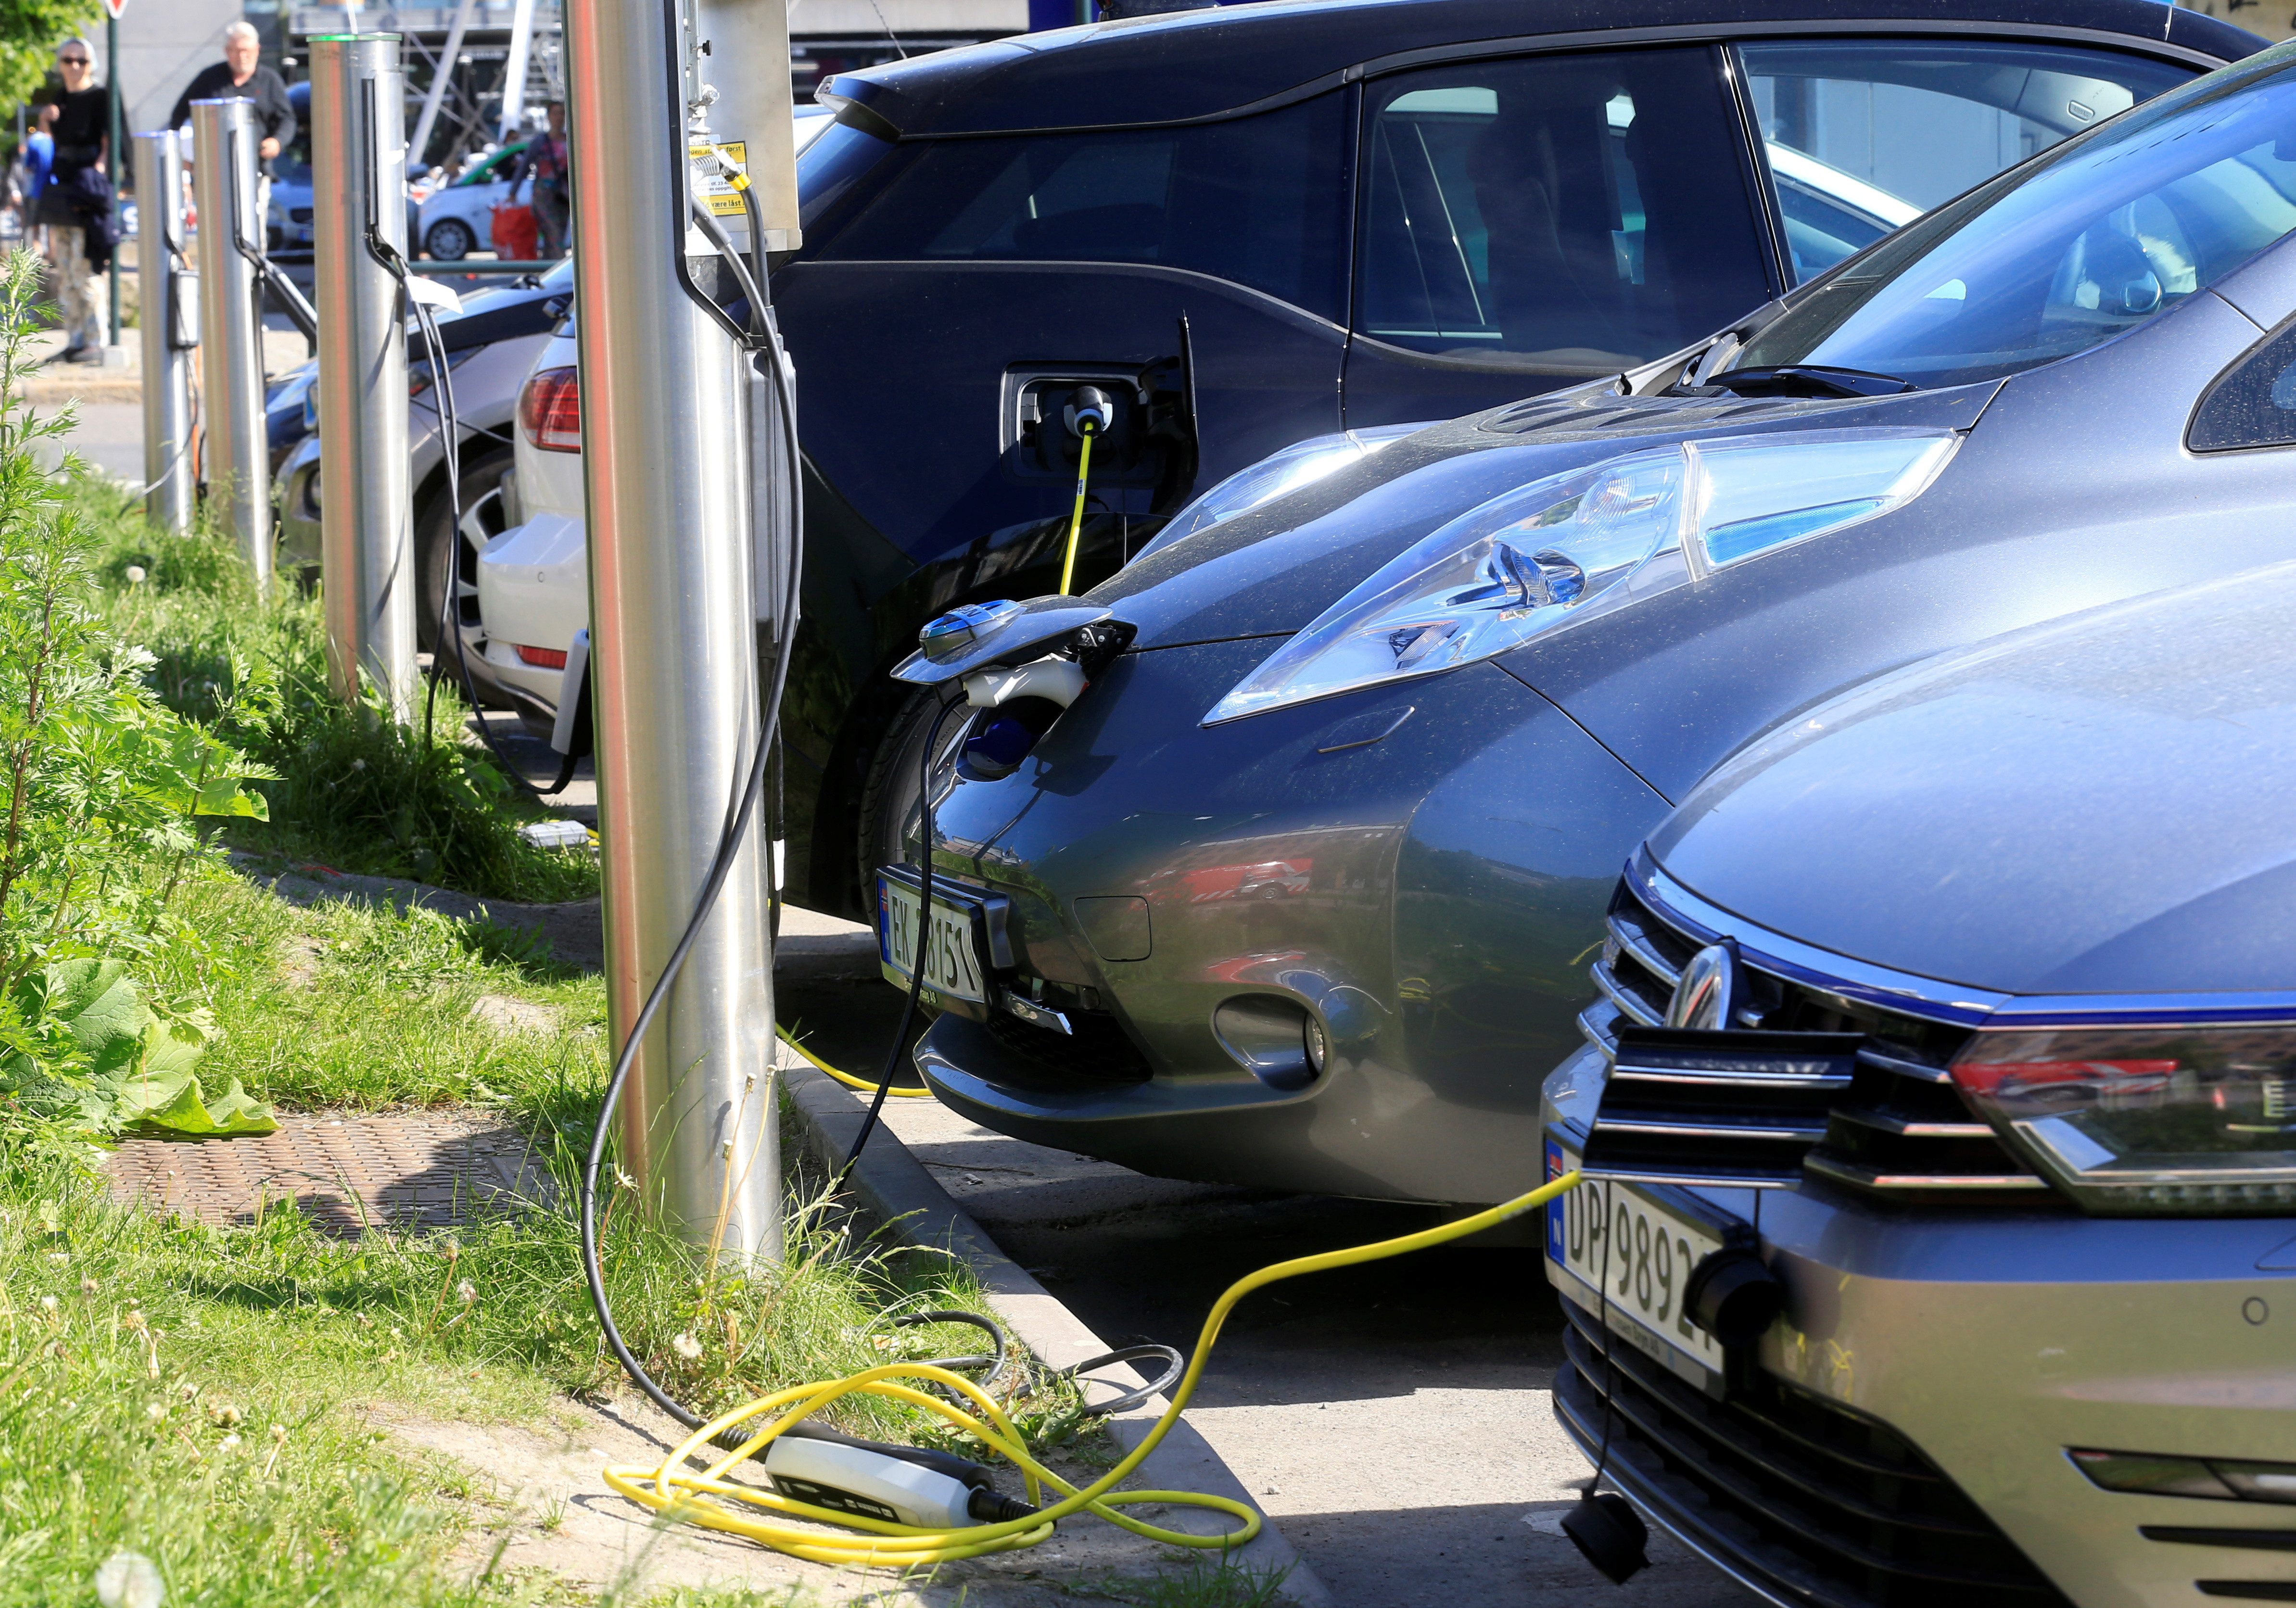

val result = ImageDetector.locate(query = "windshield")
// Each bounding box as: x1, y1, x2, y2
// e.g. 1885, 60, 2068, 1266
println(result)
1733, 45, 2296, 390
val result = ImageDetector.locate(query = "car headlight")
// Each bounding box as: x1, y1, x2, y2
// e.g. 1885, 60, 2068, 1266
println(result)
1133, 422, 1428, 563
1203, 428, 1958, 725
1953, 1027, 2296, 1213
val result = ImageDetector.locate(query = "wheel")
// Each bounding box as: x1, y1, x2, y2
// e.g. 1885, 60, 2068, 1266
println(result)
424, 216, 474, 262
415, 443, 518, 699
854, 682, 970, 903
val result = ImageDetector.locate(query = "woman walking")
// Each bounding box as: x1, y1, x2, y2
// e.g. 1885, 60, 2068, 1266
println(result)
39, 38, 112, 364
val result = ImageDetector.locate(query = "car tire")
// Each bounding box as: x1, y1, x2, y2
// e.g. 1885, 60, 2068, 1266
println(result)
854, 682, 969, 902
425, 217, 474, 262
415, 442, 518, 698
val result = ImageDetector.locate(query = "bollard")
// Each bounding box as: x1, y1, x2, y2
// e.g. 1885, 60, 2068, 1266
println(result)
189, 99, 272, 590
563, 0, 784, 1257
131, 129, 196, 532
310, 33, 417, 720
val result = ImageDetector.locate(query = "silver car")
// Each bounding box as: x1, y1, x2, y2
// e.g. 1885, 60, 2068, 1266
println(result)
1545, 560, 2296, 1608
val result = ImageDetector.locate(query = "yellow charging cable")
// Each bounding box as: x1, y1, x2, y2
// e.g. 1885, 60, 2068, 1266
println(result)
603, 1170, 1583, 1566
776, 1028, 935, 1099
1058, 425, 1097, 595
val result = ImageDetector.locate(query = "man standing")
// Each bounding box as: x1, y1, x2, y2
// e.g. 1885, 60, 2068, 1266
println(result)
38, 40, 111, 362
170, 21, 296, 227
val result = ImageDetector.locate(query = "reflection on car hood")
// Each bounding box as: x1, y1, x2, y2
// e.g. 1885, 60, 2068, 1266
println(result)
1094, 383, 1997, 651
1650, 558, 2296, 996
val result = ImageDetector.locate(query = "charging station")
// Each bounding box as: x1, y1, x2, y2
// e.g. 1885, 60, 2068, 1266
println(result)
130, 128, 195, 534
189, 98, 272, 590
310, 33, 419, 718
562, 0, 799, 1257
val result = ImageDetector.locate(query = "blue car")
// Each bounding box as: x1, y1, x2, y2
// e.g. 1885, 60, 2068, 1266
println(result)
1546, 557, 2296, 1608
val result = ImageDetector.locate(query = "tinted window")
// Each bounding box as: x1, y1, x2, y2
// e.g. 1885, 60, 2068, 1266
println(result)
1735, 52, 2296, 392
1742, 40, 2195, 284
797, 120, 895, 234
1355, 48, 1771, 372
2191, 318, 2296, 450
822, 97, 1346, 319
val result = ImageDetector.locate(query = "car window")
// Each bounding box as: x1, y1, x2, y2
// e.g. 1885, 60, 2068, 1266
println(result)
1355, 48, 1771, 373
1741, 40, 2197, 284
2190, 318, 2296, 450
818, 97, 1347, 320
1734, 50, 2296, 392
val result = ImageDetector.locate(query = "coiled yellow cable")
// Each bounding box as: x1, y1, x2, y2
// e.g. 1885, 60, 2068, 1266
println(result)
603, 1170, 1583, 1566
775, 1028, 936, 1098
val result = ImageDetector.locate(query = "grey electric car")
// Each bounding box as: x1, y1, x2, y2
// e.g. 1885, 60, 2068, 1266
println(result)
890, 40, 2296, 1206
1542, 562, 2296, 1608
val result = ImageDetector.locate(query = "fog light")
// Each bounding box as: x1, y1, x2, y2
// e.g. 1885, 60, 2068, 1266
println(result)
1303, 1015, 1328, 1074
2070, 1448, 2296, 1504
1213, 996, 1319, 1091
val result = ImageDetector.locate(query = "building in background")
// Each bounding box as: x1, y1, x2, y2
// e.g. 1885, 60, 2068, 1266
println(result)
114, 0, 251, 143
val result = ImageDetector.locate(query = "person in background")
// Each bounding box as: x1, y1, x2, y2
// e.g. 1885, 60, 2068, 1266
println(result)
11, 105, 54, 245
519, 101, 570, 259
169, 20, 295, 227
38, 39, 109, 363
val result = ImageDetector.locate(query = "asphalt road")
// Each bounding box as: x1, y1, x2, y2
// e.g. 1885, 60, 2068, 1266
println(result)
776, 955, 1758, 1608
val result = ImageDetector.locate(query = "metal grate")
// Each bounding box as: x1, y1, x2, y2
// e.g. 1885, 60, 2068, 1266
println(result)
1582, 877, 2051, 1200
978, 1005, 1152, 1084
1556, 1300, 2074, 1608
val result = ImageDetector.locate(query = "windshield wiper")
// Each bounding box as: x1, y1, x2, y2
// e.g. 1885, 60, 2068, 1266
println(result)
1705, 365, 1916, 399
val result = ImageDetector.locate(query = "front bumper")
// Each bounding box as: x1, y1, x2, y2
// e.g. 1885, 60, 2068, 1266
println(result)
911, 636, 1669, 1203
1541, 1044, 2296, 1608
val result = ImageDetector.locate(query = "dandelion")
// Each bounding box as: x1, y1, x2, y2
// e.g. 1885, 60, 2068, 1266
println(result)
218, 1433, 241, 1452
93, 1549, 165, 1608
457, 1280, 476, 1305
39, 1295, 56, 1312
349, 758, 366, 772
613, 1167, 639, 1191
671, 1332, 702, 1361
123, 565, 147, 585
262, 1424, 288, 1480
178, 1382, 199, 1400
208, 1403, 242, 1427
48, 1252, 66, 1264
78, 1278, 96, 1295
145, 1403, 165, 1420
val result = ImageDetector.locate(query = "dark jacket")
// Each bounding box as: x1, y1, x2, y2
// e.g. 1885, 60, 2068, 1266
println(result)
169, 63, 296, 173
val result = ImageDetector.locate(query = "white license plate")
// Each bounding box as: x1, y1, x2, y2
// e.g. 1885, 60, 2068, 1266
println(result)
878, 873, 987, 1005
1545, 1139, 1729, 1387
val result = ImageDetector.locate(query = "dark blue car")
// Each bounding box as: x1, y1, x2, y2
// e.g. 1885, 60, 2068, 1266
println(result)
773, 0, 2259, 922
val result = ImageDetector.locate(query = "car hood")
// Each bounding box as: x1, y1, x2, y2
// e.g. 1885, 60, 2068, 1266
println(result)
1649, 559, 2296, 997
1095, 381, 1999, 651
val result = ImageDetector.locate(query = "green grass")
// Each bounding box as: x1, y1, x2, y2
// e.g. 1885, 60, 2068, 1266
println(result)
83, 473, 596, 905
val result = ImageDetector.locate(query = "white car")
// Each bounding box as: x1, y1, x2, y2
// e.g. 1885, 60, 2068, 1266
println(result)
417, 141, 532, 261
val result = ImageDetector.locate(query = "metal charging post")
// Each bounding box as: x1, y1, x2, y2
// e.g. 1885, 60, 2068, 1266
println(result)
189, 98, 272, 589
310, 34, 417, 719
563, 0, 794, 1256
131, 128, 195, 532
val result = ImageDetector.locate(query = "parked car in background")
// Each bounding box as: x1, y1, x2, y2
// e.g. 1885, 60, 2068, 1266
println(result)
265, 83, 420, 253
473, 0, 2250, 930
897, 39, 2296, 1206
1546, 560, 2296, 1608
471, 318, 586, 725
416, 140, 532, 261
274, 257, 573, 706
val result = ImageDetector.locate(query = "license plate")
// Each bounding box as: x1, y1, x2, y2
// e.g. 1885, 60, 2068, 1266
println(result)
1546, 1138, 1731, 1392
878, 871, 989, 1005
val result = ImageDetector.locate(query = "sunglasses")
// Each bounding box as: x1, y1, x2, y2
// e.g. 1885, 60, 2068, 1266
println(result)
57, 56, 88, 65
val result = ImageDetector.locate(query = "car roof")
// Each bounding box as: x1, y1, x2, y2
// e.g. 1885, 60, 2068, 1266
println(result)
823, 0, 2260, 138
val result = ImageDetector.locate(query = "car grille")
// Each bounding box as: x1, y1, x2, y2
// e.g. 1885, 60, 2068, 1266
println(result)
1556, 1300, 2073, 1608
979, 1004, 1151, 1084
1582, 874, 2051, 1201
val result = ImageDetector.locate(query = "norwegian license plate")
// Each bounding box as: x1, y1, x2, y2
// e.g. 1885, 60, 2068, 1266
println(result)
877, 870, 991, 1006
1545, 1138, 1732, 1392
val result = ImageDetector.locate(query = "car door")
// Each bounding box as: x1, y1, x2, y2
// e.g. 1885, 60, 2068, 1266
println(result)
1342, 46, 1776, 430
781, 93, 1349, 598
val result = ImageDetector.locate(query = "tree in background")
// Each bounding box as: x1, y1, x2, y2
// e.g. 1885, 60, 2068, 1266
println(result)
0, 1, 95, 112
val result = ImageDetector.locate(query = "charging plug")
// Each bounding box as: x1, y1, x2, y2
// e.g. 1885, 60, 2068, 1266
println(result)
762, 1435, 1039, 1529
1064, 385, 1113, 439
1561, 1489, 1649, 1584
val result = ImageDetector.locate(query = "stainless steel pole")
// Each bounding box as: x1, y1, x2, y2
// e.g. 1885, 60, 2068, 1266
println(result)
311, 34, 417, 720
565, 0, 778, 1255
132, 129, 195, 532
189, 99, 272, 591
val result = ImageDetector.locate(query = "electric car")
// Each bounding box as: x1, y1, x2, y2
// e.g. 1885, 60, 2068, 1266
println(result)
893, 40, 2296, 1206
273, 258, 574, 706
476, 0, 2254, 925
1543, 562, 2296, 1608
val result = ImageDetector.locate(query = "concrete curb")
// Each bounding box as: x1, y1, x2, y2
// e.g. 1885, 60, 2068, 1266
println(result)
782, 1060, 1336, 1608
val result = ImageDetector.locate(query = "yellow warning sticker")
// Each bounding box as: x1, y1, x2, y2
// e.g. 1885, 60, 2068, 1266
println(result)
690, 140, 749, 217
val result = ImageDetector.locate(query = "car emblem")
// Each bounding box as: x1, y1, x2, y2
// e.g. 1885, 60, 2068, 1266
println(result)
1666, 942, 1737, 1031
